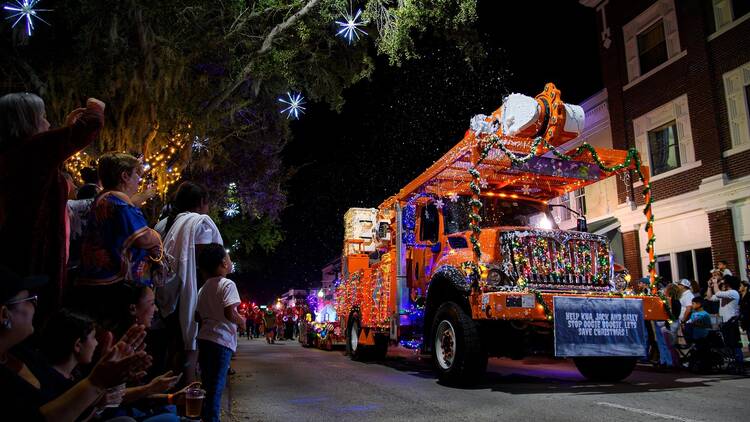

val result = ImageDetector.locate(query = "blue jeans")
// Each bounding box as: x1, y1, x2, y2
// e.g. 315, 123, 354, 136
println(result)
198, 340, 232, 422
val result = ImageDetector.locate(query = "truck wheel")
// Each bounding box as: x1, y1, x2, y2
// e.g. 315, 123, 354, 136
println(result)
371, 334, 389, 361
432, 302, 487, 385
347, 314, 366, 360
573, 357, 637, 382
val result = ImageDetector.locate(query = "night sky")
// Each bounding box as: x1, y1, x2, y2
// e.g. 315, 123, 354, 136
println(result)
245, 0, 601, 302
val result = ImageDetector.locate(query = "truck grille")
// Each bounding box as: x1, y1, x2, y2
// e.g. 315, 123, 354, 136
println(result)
499, 229, 611, 291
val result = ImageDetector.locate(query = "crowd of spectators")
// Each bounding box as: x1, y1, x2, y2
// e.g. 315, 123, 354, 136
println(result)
646, 260, 749, 374
0, 92, 245, 421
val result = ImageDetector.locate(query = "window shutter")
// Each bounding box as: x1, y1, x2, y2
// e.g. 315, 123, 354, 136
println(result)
713, 0, 732, 30
724, 69, 750, 148
634, 120, 650, 167
663, 10, 680, 58
625, 35, 640, 81
674, 97, 694, 163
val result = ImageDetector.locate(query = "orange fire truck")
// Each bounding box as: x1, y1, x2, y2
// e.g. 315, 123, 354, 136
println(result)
335, 83, 668, 384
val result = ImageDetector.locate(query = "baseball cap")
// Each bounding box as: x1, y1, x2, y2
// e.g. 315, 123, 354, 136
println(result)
678, 278, 691, 288
0, 265, 47, 304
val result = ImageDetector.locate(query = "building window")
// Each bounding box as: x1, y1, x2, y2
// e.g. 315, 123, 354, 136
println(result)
676, 250, 694, 281
633, 94, 696, 180
637, 20, 668, 75
713, 0, 750, 32
722, 62, 750, 150
623, 0, 681, 83
647, 121, 681, 176
558, 193, 572, 222
574, 188, 587, 216
657, 254, 673, 283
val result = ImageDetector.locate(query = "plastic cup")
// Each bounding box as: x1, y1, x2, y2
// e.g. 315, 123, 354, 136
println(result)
185, 387, 205, 418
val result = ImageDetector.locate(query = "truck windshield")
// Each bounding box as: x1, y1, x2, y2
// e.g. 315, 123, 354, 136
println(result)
443, 196, 557, 234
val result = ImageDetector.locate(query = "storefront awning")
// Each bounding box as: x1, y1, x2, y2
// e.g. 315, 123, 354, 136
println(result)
587, 216, 620, 236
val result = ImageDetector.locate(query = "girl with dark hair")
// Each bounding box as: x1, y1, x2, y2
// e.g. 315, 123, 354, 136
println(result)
0, 94, 105, 317
155, 181, 222, 384
195, 244, 244, 422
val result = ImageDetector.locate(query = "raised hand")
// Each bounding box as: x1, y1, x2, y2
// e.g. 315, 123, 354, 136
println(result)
65, 108, 86, 126
86, 97, 106, 111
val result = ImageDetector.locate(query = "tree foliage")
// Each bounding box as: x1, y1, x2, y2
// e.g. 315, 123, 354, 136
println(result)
0, 0, 480, 269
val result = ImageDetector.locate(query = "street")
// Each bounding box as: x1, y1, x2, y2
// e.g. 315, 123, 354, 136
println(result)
223, 338, 748, 422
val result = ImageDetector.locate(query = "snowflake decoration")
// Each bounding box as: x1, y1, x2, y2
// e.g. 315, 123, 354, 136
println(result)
449, 192, 460, 203
335, 7, 367, 44
278, 91, 306, 120
552, 161, 564, 178
4, 0, 51, 37
479, 178, 489, 189
521, 184, 532, 196
224, 203, 240, 218
192, 136, 208, 153
231, 239, 241, 251
434, 198, 445, 209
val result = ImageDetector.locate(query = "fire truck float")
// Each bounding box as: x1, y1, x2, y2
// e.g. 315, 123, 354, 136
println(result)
334, 83, 668, 385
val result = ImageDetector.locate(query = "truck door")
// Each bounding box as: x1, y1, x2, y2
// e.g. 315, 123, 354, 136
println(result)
412, 203, 441, 296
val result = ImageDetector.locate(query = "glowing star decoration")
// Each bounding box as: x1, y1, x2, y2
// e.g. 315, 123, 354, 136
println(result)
224, 203, 240, 218
192, 136, 208, 153
4, 0, 51, 37
434, 198, 445, 210
479, 178, 489, 189
335, 7, 367, 44
521, 184, 532, 196
449, 192, 460, 203
278, 91, 306, 120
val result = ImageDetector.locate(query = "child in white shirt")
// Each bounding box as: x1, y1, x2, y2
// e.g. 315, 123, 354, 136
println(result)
196, 243, 245, 422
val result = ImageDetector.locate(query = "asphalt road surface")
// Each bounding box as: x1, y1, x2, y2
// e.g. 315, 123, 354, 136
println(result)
222, 338, 748, 422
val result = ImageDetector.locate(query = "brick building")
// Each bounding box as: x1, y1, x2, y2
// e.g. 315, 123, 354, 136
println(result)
577, 0, 750, 283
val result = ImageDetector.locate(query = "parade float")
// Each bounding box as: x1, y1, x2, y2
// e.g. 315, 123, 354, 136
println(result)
334, 83, 669, 384
299, 289, 346, 350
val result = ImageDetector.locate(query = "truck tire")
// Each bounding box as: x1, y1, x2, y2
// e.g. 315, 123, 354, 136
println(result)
573, 357, 637, 382
346, 313, 367, 360
371, 334, 389, 361
432, 301, 487, 385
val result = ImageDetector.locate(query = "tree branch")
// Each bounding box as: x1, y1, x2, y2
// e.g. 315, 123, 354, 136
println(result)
207, 0, 321, 111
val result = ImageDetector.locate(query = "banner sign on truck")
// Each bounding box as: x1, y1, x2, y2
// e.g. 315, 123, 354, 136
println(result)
553, 297, 646, 357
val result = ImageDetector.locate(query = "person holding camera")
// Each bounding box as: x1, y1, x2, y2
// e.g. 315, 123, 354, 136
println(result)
708, 275, 743, 374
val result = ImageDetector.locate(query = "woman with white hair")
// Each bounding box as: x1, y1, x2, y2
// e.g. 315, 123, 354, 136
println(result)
0, 93, 105, 318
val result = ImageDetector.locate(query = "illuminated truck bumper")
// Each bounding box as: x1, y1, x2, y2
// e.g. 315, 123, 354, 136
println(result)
469, 291, 670, 322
